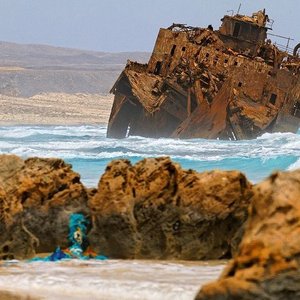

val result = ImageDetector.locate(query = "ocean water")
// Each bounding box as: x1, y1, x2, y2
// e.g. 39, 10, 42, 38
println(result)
0, 260, 225, 300
0, 125, 299, 187
0, 125, 299, 299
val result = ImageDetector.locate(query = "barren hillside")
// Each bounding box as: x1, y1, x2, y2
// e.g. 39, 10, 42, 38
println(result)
0, 41, 150, 97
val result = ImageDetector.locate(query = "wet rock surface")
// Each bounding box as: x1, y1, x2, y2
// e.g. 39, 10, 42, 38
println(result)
0, 154, 89, 259
196, 169, 300, 300
88, 157, 253, 260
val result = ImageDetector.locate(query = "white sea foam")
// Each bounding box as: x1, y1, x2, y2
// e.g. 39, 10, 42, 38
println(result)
0, 260, 224, 300
288, 158, 300, 170
0, 125, 107, 139
0, 125, 299, 186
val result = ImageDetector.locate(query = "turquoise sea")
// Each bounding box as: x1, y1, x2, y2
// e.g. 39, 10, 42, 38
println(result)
0, 125, 299, 186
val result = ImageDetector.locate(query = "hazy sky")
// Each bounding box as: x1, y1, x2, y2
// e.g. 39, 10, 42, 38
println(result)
0, 0, 299, 52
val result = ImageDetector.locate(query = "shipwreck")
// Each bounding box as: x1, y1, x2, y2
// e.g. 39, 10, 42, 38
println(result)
107, 10, 300, 140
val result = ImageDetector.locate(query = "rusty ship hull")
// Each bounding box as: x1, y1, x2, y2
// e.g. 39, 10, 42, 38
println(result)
107, 10, 300, 140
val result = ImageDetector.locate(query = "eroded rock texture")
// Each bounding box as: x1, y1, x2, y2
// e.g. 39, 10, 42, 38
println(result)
0, 154, 89, 259
196, 169, 300, 300
88, 157, 252, 260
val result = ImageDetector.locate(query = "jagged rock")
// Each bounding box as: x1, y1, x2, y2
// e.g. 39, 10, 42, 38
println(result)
0, 154, 89, 260
88, 157, 253, 260
196, 169, 300, 300
0, 154, 253, 261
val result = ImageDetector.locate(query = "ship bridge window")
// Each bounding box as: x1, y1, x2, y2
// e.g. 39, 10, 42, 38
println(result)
170, 45, 177, 56
269, 93, 277, 105
154, 61, 162, 75
233, 22, 241, 37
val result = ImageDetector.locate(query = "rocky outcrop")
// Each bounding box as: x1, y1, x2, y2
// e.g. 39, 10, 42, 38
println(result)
196, 169, 300, 300
0, 155, 253, 261
0, 155, 89, 260
88, 157, 253, 260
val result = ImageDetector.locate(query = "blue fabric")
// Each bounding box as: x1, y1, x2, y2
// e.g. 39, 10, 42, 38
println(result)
48, 247, 70, 261
28, 247, 71, 262
95, 255, 108, 260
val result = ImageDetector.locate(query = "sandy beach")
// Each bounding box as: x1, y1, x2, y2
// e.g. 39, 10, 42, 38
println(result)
0, 93, 113, 125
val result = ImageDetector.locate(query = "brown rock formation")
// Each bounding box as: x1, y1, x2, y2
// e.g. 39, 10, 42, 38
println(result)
88, 157, 252, 260
196, 169, 300, 300
0, 154, 253, 261
0, 154, 89, 260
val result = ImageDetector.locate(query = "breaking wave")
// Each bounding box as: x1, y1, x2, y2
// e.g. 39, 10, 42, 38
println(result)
0, 125, 299, 187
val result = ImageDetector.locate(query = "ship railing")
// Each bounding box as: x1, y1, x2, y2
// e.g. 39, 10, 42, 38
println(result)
274, 43, 295, 56
267, 32, 294, 55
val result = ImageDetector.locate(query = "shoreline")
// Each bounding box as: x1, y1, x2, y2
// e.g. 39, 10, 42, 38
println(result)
0, 259, 225, 300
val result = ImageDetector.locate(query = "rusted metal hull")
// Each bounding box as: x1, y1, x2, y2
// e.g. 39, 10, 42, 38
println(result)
108, 11, 300, 140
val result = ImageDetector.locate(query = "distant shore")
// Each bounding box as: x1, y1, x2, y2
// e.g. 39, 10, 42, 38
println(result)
0, 93, 113, 125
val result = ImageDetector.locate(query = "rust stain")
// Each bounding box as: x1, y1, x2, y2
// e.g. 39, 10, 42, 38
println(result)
107, 10, 300, 140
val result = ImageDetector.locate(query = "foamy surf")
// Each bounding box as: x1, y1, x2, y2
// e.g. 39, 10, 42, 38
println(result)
0, 260, 224, 300
0, 125, 299, 186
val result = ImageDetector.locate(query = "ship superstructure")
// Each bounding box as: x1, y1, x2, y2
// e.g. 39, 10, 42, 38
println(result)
108, 10, 300, 139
